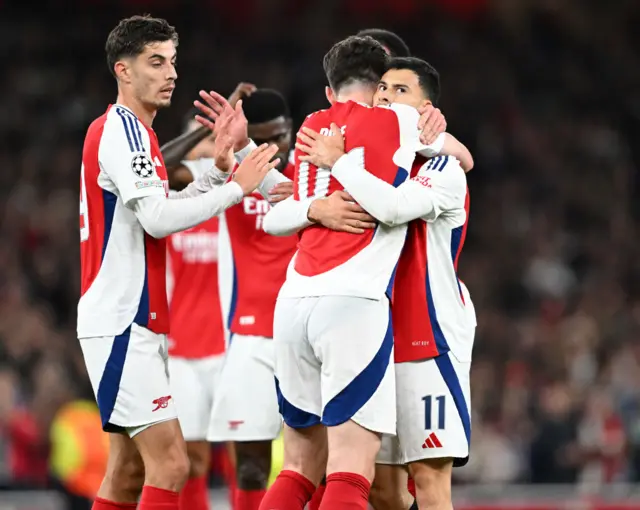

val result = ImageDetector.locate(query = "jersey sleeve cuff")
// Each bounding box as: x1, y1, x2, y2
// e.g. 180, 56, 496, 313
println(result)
416, 132, 446, 158
331, 147, 365, 181
234, 139, 258, 163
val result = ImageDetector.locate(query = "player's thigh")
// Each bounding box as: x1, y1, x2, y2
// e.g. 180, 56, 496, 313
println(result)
168, 356, 215, 441
310, 296, 396, 435
395, 353, 471, 466
208, 335, 281, 442
79, 324, 177, 432
273, 297, 323, 429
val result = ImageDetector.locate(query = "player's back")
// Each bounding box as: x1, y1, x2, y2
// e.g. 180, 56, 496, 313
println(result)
167, 216, 225, 358
392, 155, 476, 364
78, 105, 169, 339
280, 100, 420, 300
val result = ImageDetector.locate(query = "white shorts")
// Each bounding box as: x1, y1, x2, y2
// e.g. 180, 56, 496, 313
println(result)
79, 323, 177, 435
273, 296, 396, 435
377, 351, 471, 466
168, 354, 225, 441
207, 335, 282, 442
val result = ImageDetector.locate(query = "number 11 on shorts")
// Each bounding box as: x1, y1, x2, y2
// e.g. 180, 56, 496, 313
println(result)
422, 395, 445, 430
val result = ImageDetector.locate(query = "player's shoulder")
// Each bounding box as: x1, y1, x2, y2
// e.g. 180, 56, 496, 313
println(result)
101, 104, 147, 152
303, 108, 332, 129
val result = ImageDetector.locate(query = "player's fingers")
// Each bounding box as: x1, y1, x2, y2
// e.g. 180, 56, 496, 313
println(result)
235, 99, 244, 115
269, 182, 294, 196
263, 158, 281, 173
333, 190, 354, 201
330, 123, 342, 136
338, 224, 366, 234
417, 105, 435, 130
295, 142, 313, 155
207, 90, 232, 110
198, 91, 225, 114
254, 144, 279, 165
300, 127, 320, 140
194, 100, 220, 120
348, 212, 376, 225
194, 114, 216, 131
296, 132, 316, 147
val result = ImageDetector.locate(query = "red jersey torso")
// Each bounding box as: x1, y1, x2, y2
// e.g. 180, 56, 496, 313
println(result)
219, 163, 298, 338
167, 216, 225, 358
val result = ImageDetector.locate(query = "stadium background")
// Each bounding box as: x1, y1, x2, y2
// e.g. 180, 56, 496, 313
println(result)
1, 0, 640, 508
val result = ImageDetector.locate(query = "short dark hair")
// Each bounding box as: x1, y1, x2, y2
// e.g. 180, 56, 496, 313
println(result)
387, 57, 441, 106
357, 28, 410, 57
105, 15, 179, 78
323, 36, 389, 93
242, 89, 290, 124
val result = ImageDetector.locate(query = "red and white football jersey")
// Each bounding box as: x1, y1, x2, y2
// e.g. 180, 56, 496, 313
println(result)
391, 155, 476, 363
182, 159, 299, 339
78, 104, 169, 338
166, 212, 225, 358
279, 101, 421, 300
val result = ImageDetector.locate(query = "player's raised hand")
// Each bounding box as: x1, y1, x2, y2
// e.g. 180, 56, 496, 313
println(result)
212, 115, 236, 173
268, 182, 294, 205
194, 90, 250, 152
233, 144, 280, 195
296, 123, 345, 169
417, 105, 446, 145
228, 82, 257, 108
307, 190, 376, 234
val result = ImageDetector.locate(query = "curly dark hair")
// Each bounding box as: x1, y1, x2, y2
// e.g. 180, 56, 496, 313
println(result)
105, 15, 179, 78
322, 35, 389, 93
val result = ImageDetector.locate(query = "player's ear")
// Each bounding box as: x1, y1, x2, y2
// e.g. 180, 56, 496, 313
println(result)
114, 60, 131, 84
325, 87, 336, 105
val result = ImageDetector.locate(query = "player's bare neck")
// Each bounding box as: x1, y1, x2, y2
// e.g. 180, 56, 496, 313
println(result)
335, 83, 375, 106
116, 93, 156, 127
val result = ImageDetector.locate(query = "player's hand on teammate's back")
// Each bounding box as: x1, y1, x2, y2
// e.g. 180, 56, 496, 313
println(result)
418, 105, 447, 145
296, 123, 345, 169
268, 182, 294, 205
307, 190, 376, 234
194, 90, 250, 151
227, 82, 257, 108
233, 144, 280, 195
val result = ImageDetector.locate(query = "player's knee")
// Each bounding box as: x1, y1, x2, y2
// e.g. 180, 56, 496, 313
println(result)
105, 457, 145, 501
410, 458, 453, 509
236, 455, 270, 490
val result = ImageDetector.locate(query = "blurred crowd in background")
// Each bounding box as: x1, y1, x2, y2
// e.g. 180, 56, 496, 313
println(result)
1, 0, 640, 500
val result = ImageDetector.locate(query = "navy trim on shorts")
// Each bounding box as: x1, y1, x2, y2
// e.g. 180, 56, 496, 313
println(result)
321, 308, 394, 426
275, 377, 321, 428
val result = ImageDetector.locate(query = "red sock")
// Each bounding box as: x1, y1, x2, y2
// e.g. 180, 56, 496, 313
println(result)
407, 476, 416, 498
179, 476, 210, 510
92, 498, 137, 510
235, 488, 266, 510
319, 472, 370, 510
308, 480, 326, 510
138, 485, 180, 510
258, 470, 315, 510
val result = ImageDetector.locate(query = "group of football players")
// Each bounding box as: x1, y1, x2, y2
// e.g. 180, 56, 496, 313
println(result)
78, 14, 475, 510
